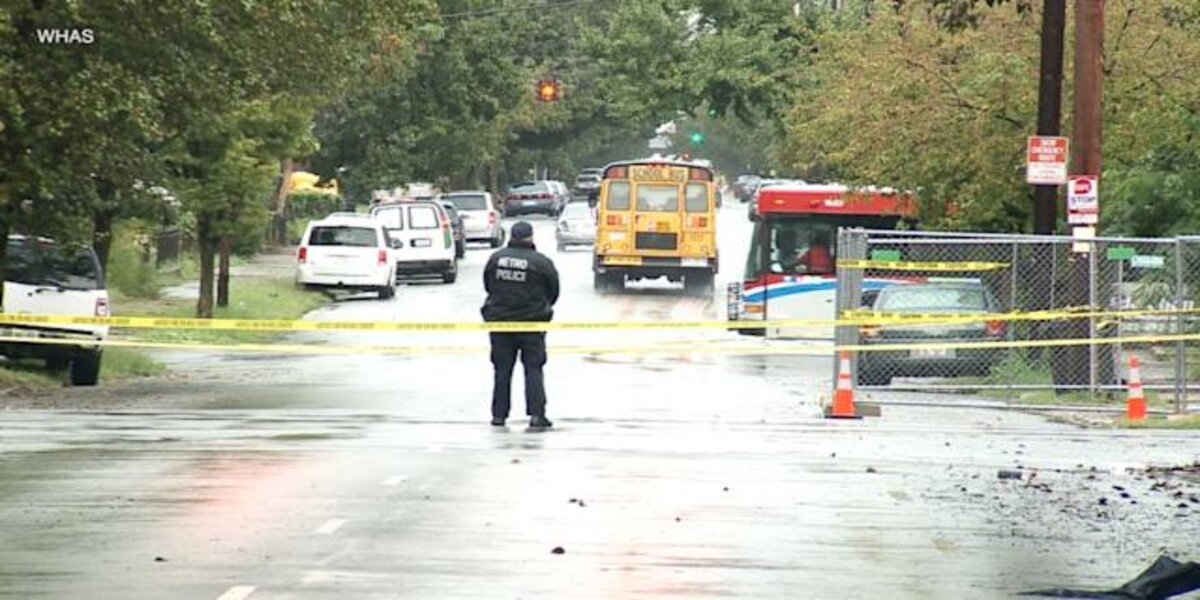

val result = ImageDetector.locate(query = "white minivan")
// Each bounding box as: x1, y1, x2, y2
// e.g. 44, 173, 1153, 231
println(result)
295, 215, 399, 299
369, 201, 459, 284
2, 235, 109, 385
441, 191, 505, 248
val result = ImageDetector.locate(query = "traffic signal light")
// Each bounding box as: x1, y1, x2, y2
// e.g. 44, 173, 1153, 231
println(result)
536, 78, 561, 102
689, 131, 705, 145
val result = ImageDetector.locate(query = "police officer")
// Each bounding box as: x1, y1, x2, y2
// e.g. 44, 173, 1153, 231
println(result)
481, 221, 560, 429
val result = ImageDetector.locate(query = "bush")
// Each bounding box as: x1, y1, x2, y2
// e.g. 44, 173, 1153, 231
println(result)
286, 191, 341, 221
107, 223, 162, 299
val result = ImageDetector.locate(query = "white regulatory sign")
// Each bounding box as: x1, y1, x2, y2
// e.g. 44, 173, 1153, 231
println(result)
1067, 175, 1099, 212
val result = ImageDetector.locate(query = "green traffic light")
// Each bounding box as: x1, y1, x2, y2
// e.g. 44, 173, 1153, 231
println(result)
689, 131, 704, 145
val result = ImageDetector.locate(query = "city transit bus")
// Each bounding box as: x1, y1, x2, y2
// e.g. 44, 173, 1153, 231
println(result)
730, 183, 918, 339
593, 159, 719, 295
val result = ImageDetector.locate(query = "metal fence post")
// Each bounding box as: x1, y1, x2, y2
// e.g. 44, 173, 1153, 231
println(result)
835, 229, 867, 386
1175, 239, 1186, 413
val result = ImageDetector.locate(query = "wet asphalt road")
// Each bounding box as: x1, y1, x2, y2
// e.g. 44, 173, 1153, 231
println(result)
2, 204, 1200, 599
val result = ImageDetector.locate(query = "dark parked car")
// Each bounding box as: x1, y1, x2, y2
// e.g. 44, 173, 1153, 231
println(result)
504, 181, 566, 216
857, 282, 1005, 386
438, 200, 466, 259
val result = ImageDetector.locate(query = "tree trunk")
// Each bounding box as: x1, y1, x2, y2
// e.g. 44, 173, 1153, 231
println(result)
488, 163, 501, 206
217, 235, 231, 308
0, 211, 9, 309
272, 158, 295, 245
196, 215, 216, 318
92, 207, 118, 272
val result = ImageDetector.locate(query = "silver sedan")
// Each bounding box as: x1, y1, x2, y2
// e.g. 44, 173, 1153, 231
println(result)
555, 201, 596, 251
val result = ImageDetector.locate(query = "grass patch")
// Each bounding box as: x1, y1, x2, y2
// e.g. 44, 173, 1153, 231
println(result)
1114, 414, 1200, 429
1006, 389, 1166, 406
116, 278, 327, 345
100, 347, 167, 381
0, 360, 62, 391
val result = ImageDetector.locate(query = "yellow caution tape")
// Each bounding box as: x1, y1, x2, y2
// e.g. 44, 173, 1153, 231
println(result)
3, 329, 1197, 358
0, 306, 1197, 333
838, 259, 1010, 272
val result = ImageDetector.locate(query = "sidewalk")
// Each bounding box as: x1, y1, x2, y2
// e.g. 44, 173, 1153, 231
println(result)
160, 246, 296, 300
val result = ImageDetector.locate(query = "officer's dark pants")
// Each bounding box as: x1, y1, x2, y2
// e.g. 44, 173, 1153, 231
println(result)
490, 332, 547, 419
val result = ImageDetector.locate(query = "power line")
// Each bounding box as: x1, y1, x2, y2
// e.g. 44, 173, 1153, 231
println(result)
439, 0, 604, 20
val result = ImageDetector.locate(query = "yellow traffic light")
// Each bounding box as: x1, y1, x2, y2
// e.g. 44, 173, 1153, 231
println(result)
536, 78, 561, 102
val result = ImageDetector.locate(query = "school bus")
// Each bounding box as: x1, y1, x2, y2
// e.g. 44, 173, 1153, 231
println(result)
593, 160, 718, 294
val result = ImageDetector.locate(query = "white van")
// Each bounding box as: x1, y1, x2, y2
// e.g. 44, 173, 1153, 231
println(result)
295, 216, 399, 299
369, 201, 459, 284
2, 235, 109, 385
442, 191, 505, 248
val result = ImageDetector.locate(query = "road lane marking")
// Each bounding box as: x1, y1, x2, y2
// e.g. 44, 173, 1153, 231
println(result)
315, 518, 346, 535
382, 475, 406, 486
216, 586, 256, 600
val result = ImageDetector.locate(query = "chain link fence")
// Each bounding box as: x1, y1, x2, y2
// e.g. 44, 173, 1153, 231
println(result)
835, 230, 1199, 412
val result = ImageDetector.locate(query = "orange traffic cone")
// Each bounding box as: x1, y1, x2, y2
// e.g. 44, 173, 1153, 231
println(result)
826, 351, 862, 419
1126, 356, 1146, 421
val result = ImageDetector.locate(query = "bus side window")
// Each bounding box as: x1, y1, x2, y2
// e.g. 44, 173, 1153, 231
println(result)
685, 183, 707, 213
607, 181, 631, 211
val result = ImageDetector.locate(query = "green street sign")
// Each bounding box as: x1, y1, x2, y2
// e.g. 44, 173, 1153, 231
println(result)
870, 249, 902, 262
1106, 246, 1135, 261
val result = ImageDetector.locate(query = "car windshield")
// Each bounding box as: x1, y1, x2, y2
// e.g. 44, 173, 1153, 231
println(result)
510, 182, 549, 193
447, 194, 488, 210
308, 226, 378, 247
876, 286, 988, 312
5, 238, 103, 290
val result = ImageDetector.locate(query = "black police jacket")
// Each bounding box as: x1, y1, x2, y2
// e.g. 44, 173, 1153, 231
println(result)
481, 240, 560, 322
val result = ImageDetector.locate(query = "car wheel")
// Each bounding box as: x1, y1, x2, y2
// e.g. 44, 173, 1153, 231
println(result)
378, 283, 395, 299
69, 350, 102, 386
442, 266, 458, 284
456, 242, 465, 259
490, 232, 503, 248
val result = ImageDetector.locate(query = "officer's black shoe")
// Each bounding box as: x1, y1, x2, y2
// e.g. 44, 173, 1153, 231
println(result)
490, 418, 506, 427
529, 416, 553, 429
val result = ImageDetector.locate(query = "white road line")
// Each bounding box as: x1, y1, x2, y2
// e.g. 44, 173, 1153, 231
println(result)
216, 585, 256, 600
315, 518, 346, 535
382, 475, 406, 486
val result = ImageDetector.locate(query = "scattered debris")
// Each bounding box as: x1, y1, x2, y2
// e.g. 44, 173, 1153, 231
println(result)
723, 486, 729, 492
154, 557, 166, 563
551, 546, 565, 555
511, 458, 521, 464
866, 466, 878, 474
1021, 554, 1200, 598
569, 498, 577, 504
675, 516, 681, 522
998, 470, 1024, 481
577, 500, 586, 507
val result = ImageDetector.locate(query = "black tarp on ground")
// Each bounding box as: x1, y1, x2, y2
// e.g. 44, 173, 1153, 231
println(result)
1022, 555, 1200, 599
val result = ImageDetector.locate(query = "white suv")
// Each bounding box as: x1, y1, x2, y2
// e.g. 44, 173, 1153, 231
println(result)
369, 201, 459, 284
441, 191, 505, 248
295, 216, 399, 299
2, 235, 109, 385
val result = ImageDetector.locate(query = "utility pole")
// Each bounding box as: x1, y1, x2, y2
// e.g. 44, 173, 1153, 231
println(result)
1073, 1, 1104, 180
1032, 0, 1066, 235
1058, 0, 1106, 390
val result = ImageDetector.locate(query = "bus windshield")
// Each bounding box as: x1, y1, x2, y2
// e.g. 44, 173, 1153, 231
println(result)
746, 214, 905, 277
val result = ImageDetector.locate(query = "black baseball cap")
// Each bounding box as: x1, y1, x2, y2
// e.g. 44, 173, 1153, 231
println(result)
511, 221, 533, 240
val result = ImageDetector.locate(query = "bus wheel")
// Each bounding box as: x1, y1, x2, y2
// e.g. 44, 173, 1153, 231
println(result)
685, 272, 714, 297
